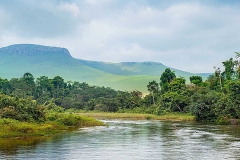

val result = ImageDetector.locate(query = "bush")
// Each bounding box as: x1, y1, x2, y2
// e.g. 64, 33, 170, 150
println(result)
216, 116, 230, 125
0, 106, 21, 120
46, 112, 104, 127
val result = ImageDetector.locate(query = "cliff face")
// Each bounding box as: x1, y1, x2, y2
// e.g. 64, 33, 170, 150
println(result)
0, 44, 74, 65
0, 44, 72, 57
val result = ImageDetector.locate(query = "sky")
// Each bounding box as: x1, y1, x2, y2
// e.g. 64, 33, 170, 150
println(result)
0, 0, 240, 73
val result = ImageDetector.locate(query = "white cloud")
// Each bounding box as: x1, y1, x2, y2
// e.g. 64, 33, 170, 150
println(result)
0, 0, 240, 73
86, 0, 114, 5
58, 2, 80, 18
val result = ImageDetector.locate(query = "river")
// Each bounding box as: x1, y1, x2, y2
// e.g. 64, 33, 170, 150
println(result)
0, 119, 240, 160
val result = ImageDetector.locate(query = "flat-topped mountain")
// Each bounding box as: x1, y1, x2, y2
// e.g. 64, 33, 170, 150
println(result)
0, 44, 74, 65
0, 44, 211, 93
0, 44, 71, 57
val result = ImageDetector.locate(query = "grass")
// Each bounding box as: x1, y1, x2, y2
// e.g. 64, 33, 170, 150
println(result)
0, 115, 104, 139
0, 119, 65, 138
76, 112, 195, 121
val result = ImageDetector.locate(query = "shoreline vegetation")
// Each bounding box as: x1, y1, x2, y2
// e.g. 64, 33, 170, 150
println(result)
0, 112, 195, 139
0, 115, 104, 139
76, 112, 195, 121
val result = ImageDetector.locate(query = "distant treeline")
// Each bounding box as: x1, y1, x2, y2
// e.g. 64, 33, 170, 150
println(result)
0, 52, 240, 124
0, 73, 145, 112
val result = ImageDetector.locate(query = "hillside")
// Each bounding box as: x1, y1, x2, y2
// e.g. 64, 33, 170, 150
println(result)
79, 60, 208, 78
0, 44, 211, 93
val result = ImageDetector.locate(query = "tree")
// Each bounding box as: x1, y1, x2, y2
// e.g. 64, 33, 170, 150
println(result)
190, 76, 202, 86
22, 72, 36, 96
23, 72, 34, 84
212, 67, 223, 90
147, 80, 159, 105
236, 52, 240, 59
159, 91, 190, 113
222, 58, 236, 80
51, 76, 65, 98
227, 80, 240, 118
169, 77, 186, 92
36, 76, 53, 97
129, 90, 143, 109
0, 78, 11, 94
117, 92, 131, 109
160, 68, 176, 93
190, 91, 220, 122
235, 52, 240, 79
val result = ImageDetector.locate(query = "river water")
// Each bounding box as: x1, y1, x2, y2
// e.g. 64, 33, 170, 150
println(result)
0, 119, 240, 160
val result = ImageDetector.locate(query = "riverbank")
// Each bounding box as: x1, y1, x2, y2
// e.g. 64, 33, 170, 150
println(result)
0, 115, 104, 139
76, 112, 195, 121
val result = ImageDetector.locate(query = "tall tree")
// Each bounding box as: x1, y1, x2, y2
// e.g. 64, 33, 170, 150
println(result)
147, 80, 159, 105
36, 76, 53, 98
22, 72, 35, 95
235, 52, 240, 79
0, 78, 11, 94
51, 76, 65, 98
222, 58, 235, 80
160, 68, 176, 93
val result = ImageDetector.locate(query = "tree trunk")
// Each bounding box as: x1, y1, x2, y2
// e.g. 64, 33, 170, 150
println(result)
152, 92, 155, 105
175, 103, 183, 112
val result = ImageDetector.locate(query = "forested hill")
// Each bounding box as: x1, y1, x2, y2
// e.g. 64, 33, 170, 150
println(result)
0, 44, 210, 93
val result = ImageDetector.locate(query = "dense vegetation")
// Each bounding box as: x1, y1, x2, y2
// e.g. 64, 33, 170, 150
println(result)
0, 53, 239, 125
154, 53, 240, 124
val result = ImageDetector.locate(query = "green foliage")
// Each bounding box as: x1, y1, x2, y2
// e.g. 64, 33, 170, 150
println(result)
46, 113, 104, 127
0, 93, 45, 121
226, 80, 240, 118
190, 76, 203, 86
159, 91, 190, 113
222, 58, 236, 80
169, 77, 186, 92
154, 53, 240, 123
215, 116, 231, 125
147, 80, 159, 105
160, 68, 176, 93
0, 51, 240, 125
190, 91, 220, 122
0, 106, 21, 120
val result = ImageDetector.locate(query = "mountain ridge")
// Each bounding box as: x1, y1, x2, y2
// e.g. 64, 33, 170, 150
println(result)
0, 44, 211, 93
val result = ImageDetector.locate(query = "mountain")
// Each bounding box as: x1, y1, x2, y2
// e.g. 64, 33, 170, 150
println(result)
0, 44, 211, 93
79, 60, 208, 78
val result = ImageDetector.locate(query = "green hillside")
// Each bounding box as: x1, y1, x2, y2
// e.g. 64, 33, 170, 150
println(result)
0, 44, 211, 93
79, 60, 209, 79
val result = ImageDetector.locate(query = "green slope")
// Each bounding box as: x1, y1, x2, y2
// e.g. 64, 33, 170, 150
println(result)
78, 59, 210, 79
0, 44, 211, 93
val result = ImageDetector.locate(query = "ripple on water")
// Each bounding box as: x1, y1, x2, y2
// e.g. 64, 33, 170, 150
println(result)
1, 120, 240, 160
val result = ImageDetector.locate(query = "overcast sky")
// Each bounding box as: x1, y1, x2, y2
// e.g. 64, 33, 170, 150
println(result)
0, 0, 239, 73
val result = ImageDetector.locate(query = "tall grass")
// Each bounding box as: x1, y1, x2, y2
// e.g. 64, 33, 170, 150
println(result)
0, 118, 66, 138
77, 112, 195, 121
0, 114, 104, 139
47, 113, 104, 127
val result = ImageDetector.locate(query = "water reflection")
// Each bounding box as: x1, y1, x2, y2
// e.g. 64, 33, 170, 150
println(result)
0, 120, 240, 160
0, 137, 52, 156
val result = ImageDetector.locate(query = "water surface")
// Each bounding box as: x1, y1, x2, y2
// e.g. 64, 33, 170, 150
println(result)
0, 120, 240, 160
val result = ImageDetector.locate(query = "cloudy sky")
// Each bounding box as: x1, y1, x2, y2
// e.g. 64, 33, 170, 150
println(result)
0, 0, 239, 73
